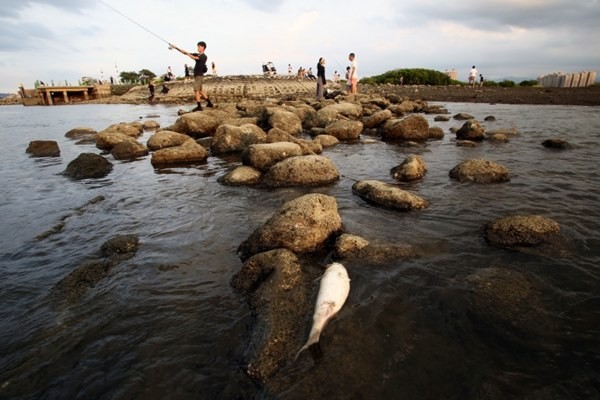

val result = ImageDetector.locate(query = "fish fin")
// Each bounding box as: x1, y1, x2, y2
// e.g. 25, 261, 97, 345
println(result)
294, 329, 321, 362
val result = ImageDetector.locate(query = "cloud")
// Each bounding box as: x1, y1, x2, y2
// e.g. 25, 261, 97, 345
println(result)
241, 0, 286, 12
0, 21, 56, 51
0, 0, 96, 19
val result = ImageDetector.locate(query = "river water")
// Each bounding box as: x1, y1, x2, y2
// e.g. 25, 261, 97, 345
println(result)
0, 102, 598, 399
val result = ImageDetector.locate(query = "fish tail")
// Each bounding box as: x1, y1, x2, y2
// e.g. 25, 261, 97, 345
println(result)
294, 330, 321, 361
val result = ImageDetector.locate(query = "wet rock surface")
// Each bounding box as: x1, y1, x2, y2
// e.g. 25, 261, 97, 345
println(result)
449, 159, 510, 183
26, 140, 60, 157
390, 154, 427, 181
262, 155, 340, 187
63, 152, 113, 179
483, 215, 561, 248
352, 180, 429, 210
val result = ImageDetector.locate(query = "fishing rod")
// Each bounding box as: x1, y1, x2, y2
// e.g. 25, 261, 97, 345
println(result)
97, 0, 173, 49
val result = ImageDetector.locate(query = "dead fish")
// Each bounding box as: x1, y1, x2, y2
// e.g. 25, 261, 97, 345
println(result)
296, 262, 350, 359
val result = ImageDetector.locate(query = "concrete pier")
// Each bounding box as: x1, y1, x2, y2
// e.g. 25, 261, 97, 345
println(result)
20, 84, 111, 106
538, 71, 597, 88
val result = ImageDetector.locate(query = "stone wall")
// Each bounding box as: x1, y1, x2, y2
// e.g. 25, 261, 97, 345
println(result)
537, 71, 597, 88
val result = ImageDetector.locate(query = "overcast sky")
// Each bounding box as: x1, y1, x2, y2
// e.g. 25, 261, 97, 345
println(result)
1, 0, 599, 92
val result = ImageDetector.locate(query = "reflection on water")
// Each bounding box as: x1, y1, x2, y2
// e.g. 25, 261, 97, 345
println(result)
0, 103, 599, 399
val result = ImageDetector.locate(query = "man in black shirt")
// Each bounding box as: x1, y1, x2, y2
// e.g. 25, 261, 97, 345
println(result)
171, 41, 214, 111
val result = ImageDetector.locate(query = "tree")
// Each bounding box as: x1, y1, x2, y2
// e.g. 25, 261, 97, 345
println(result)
360, 68, 453, 86
138, 69, 156, 80
119, 71, 140, 84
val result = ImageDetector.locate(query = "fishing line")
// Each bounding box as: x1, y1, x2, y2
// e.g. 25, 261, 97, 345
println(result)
97, 0, 172, 48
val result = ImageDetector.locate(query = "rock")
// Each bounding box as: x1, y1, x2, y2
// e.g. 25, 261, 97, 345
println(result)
51, 260, 113, 303
291, 104, 319, 129
390, 154, 427, 181
26, 140, 60, 157
218, 166, 263, 186
65, 127, 97, 139
316, 102, 362, 127
110, 140, 149, 160
352, 180, 429, 210
486, 133, 509, 142
434, 115, 450, 122
387, 100, 421, 116
263, 155, 340, 187
236, 249, 309, 382
428, 126, 444, 140
101, 122, 143, 137
456, 120, 485, 141
334, 234, 370, 259
323, 120, 364, 140
362, 109, 393, 129
63, 153, 113, 180
426, 105, 449, 114
313, 134, 339, 147
150, 140, 208, 166
266, 128, 322, 155
466, 267, 546, 334
453, 112, 475, 120
542, 138, 572, 149
142, 120, 160, 130
486, 128, 519, 138
456, 140, 478, 148
237, 193, 342, 261
147, 130, 192, 151
211, 124, 267, 154
381, 115, 430, 141
483, 215, 561, 248
484, 115, 496, 121
449, 159, 510, 183
171, 111, 222, 137
96, 131, 137, 151
100, 234, 140, 259
267, 108, 303, 135
242, 142, 303, 172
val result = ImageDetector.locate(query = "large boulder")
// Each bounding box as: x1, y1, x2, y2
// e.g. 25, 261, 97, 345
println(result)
380, 115, 430, 141
142, 120, 160, 131
171, 112, 222, 137
101, 122, 143, 137
316, 102, 362, 127
387, 100, 421, 116
292, 104, 319, 129
110, 140, 149, 160
483, 215, 561, 248
362, 109, 393, 129
242, 142, 303, 172
263, 155, 340, 187
96, 131, 137, 151
453, 112, 475, 120
63, 153, 113, 180
313, 134, 339, 147
456, 120, 485, 141
231, 249, 310, 382
352, 180, 429, 210
150, 140, 208, 166
147, 130, 192, 151
211, 124, 267, 154
449, 159, 510, 183
218, 166, 263, 186
390, 154, 427, 181
542, 138, 572, 149
323, 120, 364, 140
267, 108, 303, 136
237, 193, 342, 261
65, 127, 97, 139
26, 140, 60, 157
267, 128, 322, 155
428, 127, 445, 140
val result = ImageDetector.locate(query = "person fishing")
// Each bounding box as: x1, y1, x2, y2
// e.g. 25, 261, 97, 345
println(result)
170, 41, 214, 111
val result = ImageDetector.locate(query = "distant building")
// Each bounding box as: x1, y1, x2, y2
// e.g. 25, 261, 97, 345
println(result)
537, 71, 597, 88
444, 69, 458, 81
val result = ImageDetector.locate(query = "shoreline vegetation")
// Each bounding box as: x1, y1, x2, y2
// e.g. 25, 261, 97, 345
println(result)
2, 75, 599, 107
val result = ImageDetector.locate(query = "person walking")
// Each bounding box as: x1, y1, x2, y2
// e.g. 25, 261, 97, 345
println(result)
479, 73, 484, 88
171, 41, 214, 111
184, 64, 190, 82
316, 57, 326, 100
211, 62, 217, 76
469, 65, 478, 88
349, 52, 358, 94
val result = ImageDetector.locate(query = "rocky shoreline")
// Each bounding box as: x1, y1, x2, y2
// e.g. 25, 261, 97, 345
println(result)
3, 76, 600, 106
25, 87, 576, 394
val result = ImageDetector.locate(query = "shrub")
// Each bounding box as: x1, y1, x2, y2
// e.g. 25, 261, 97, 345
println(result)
519, 80, 538, 87
360, 68, 453, 86
499, 80, 516, 87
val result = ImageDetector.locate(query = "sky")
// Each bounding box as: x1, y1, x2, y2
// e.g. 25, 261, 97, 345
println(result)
1, 0, 599, 92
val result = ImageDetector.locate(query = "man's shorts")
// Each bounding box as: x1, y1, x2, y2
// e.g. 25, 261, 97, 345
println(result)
194, 75, 204, 91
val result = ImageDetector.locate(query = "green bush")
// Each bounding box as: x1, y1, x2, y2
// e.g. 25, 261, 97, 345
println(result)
519, 80, 538, 87
499, 80, 516, 87
111, 84, 135, 96
360, 68, 453, 86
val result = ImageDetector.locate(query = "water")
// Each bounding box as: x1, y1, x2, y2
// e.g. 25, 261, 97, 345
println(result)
0, 102, 599, 399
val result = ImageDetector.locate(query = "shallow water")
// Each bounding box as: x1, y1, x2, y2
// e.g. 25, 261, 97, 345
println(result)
0, 102, 598, 399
